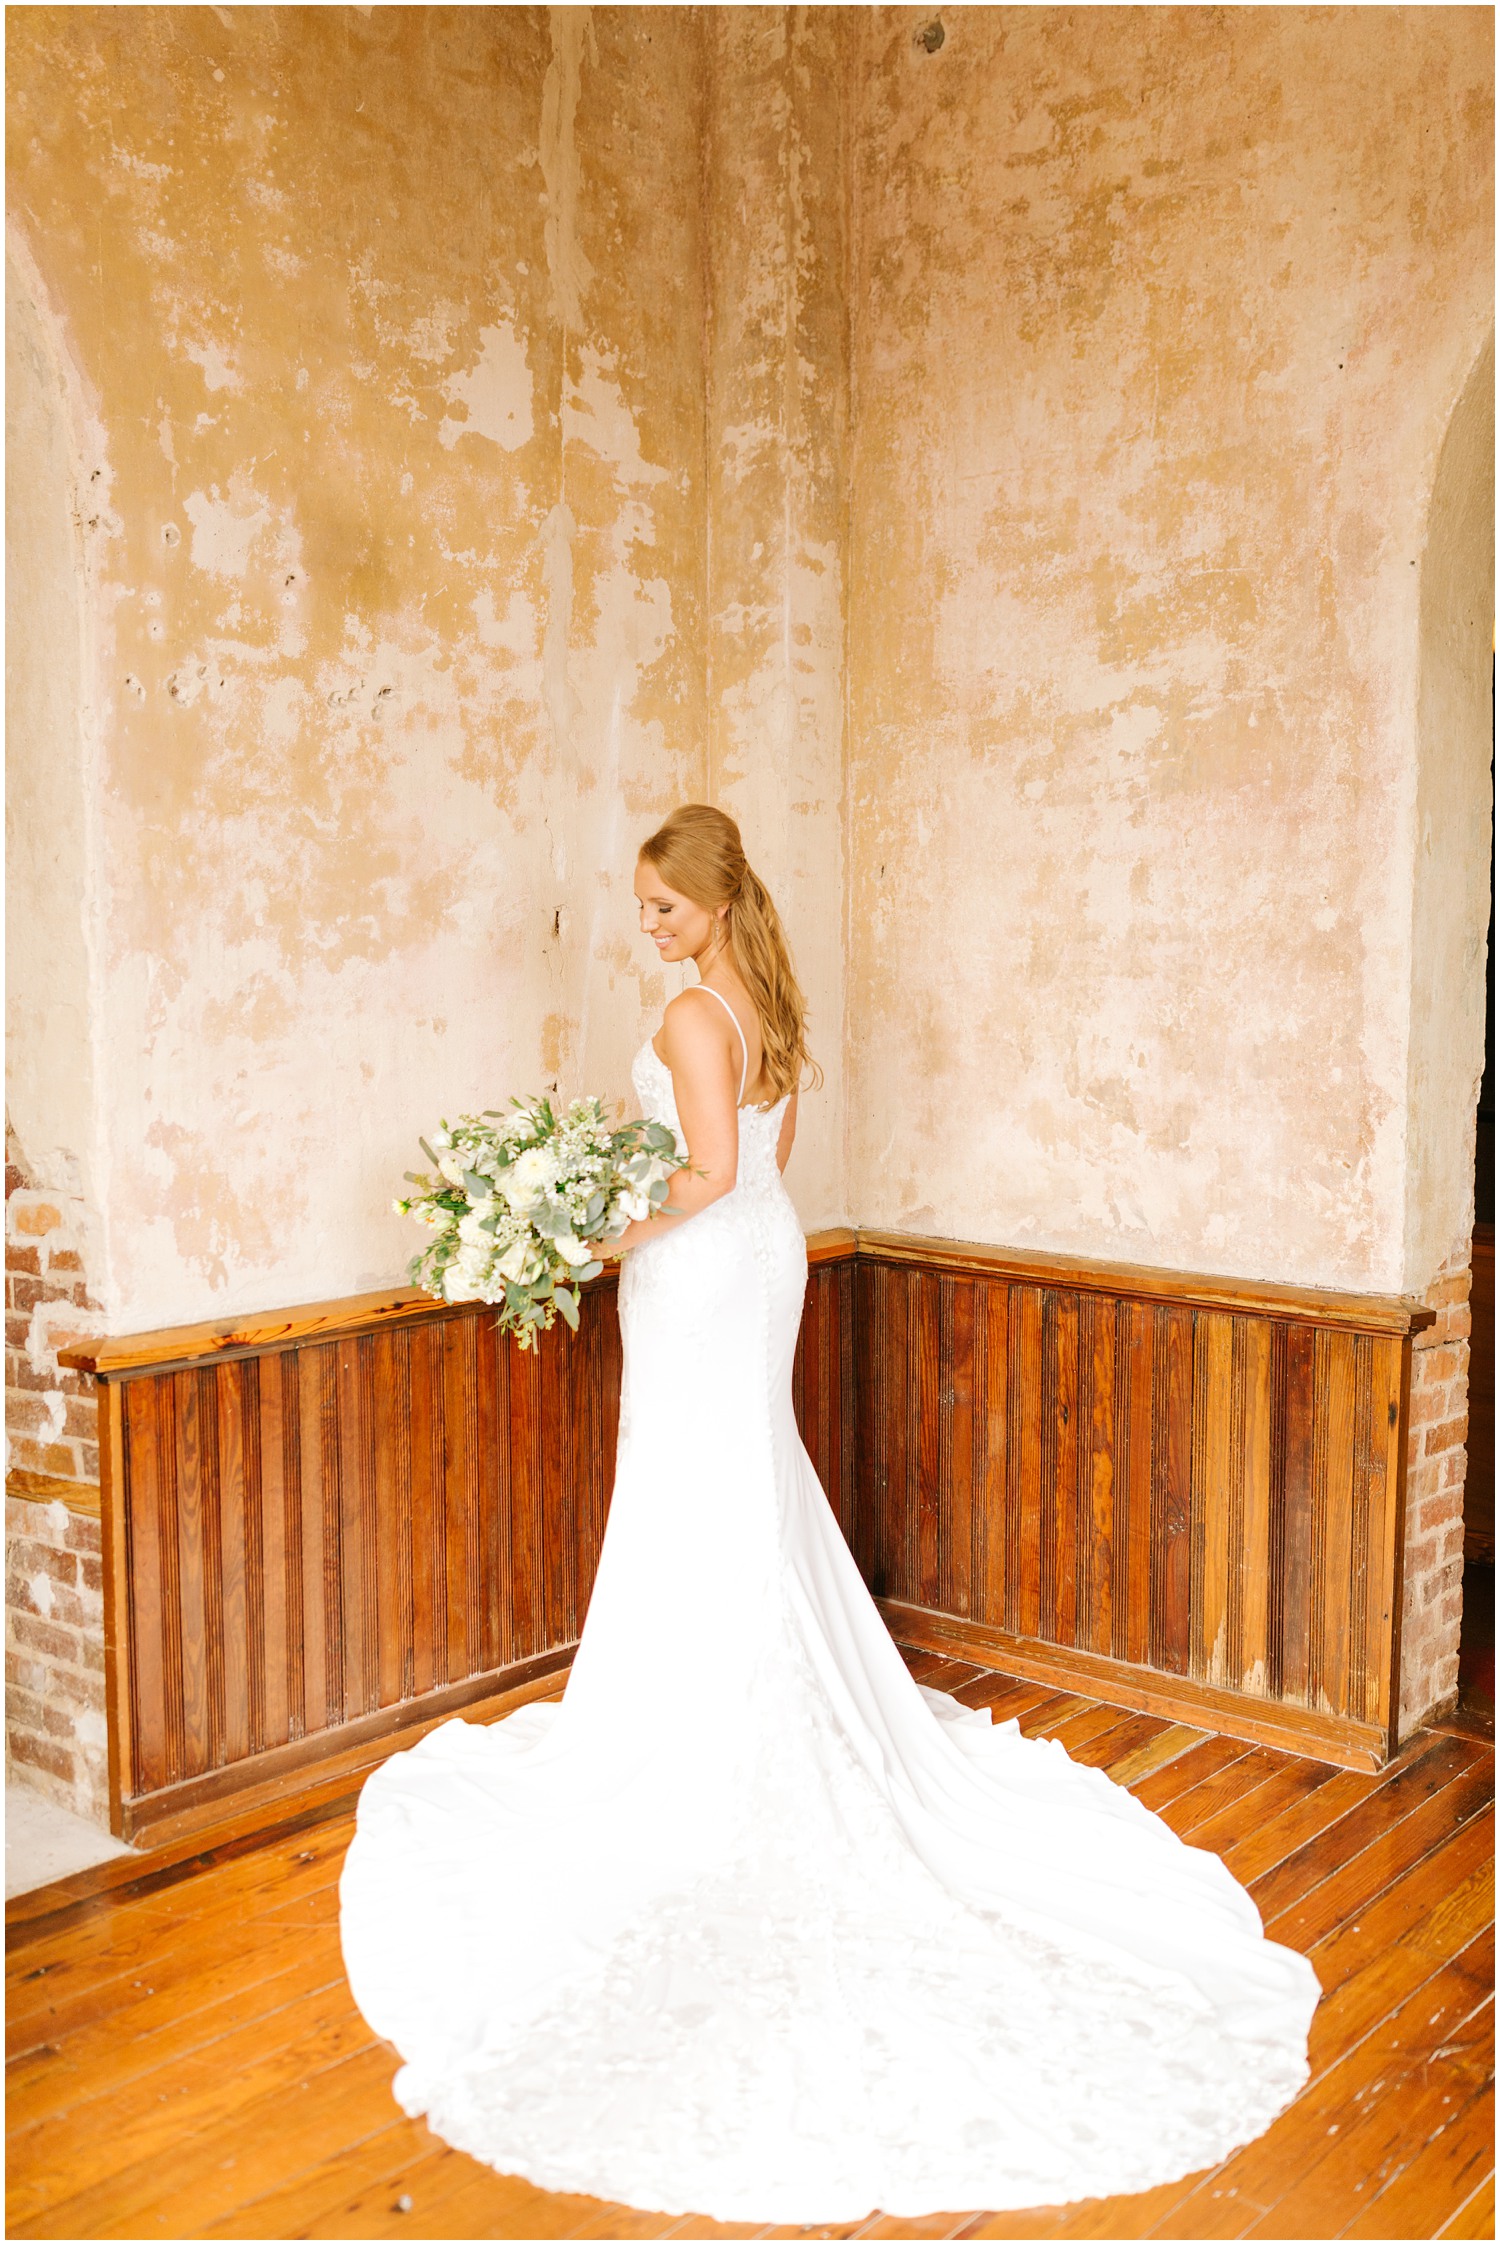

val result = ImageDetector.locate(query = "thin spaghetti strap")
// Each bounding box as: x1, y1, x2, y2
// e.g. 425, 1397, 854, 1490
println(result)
689, 984, 749, 1104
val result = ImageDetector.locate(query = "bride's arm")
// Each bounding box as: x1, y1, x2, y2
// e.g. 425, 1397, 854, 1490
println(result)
595, 997, 739, 1255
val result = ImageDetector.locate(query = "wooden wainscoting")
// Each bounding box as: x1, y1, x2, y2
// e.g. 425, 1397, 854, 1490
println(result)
63, 1226, 1427, 1837
63, 1235, 855, 1844
855, 1233, 1429, 1770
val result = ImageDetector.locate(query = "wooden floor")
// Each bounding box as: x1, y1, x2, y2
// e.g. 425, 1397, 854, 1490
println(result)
7, 1650, 1494, 2243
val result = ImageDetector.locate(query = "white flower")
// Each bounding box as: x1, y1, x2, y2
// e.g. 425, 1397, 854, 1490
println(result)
496, 1237, 530, 1282
443, 1262, 485, 1303
437, 1154, 467, 1187
553, 1232, 592, 1266
500, 1145, 557, 1211
619, 1191, 651, 1222
457, 1205, 496, 1248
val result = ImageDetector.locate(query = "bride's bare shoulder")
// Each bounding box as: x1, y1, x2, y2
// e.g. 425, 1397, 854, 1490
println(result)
659, 988, 737, 1072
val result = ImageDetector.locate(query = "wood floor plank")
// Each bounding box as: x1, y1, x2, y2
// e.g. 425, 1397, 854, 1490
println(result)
1013, 1696, 1095, 1739
1182, 1755, 1335, 1858
950, 1676, 1055, 1721
1096, 1724, 1207, 1789
1264, 1770, 1495, 1950
901, 1651, 984, 1692
1305, 1810, 1493, 2011
4, 1657, 1487, 2244
1248, 1738, 1482, 1921
24, 2045, 417, 2241
5, 1817, 353, 2014
854, 2211, 978, 2238
7, 1918, 345, 2109
1438, 2170, 1496, 2238
1238, 1998, 1493, 2238
7, 1890, 346, 2061
959, 2171, 1206, 2238
1159, 1747, 1289, 1838
1149, 1929, 1496, 2238
7, 1978, 375, 2226
1214, 1764, 1389, 1885
1127, 1734, 1255, 1811
1064, 1712, 1170, 1774
1338, 2075, 1495, 2240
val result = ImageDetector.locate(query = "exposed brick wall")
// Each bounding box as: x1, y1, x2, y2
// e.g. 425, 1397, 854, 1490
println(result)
6, 1119, 102, 1488
5, 1493, 109, 1822
5, 1117, 109, 1821
1398, 1255, 1472, 1737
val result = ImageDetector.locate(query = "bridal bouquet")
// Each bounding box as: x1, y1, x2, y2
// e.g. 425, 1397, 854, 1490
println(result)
395, 1098, 685, 1350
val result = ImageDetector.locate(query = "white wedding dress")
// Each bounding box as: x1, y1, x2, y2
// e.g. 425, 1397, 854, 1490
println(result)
339, 998, 1320, 2223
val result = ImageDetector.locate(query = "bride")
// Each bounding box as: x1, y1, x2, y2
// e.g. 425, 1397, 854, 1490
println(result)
339, 802, 1320, 2224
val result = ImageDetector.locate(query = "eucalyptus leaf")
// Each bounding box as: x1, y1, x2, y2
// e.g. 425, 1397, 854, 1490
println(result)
418, 1137, 438, 1165
578, 1259, 604, 1283
461, 1168, 490, 1199
554, 1287, 580, 1331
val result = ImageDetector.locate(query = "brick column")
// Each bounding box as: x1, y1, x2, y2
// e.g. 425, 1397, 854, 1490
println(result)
1398, 1255, 1472, 1737
5, 1120, 109, 1822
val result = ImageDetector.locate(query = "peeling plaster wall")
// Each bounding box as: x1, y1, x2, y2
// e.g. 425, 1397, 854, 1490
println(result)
1407, 333, 1495, 1291
846, 7, 1494, 1291
7, 6, 713, 1329
705, 11, 849, 1226
7, 5, 1493, 1339
5, 242, 104, 1273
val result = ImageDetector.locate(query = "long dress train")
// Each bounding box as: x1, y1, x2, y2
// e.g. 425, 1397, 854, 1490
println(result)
339, 1015, 1320, 2223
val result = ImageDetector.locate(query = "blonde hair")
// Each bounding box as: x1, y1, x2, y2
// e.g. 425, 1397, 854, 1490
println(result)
639, 803, 822, 1106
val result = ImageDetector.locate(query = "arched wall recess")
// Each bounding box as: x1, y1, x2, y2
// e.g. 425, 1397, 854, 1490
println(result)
5, 231, 107, 1276
1405, 331, 1496, 1296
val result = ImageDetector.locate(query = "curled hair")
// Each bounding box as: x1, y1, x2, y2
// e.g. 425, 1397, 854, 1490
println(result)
638, 803, 822, 1107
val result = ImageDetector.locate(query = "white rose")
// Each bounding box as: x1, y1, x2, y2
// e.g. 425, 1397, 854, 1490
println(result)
496, 1237, 530, 1282
457, 1205, 496, 1248
443, 1263, 484, 1303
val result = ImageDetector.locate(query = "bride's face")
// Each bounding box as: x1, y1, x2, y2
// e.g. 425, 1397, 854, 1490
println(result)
634, 858, 724, 965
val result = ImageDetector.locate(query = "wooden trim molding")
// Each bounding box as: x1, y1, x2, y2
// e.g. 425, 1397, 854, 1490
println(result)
72, 1223, 1417, 1840
58, 1226, 860, 1381
6, 1467, 102, 1519
856, 1232, 1435, 1337
878, 1600, 1390, 1770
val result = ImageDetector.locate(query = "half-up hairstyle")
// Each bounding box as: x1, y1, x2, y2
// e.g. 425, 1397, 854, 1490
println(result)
638, 803, 822, 1107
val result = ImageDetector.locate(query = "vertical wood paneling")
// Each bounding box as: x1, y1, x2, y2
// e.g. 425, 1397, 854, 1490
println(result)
103, 1245, 1419, 1826
1122, 1302, 1154, 1667
256, 1352, 289, 1751
1235, 1318, 1273, 1695
978, 1280, 1007, 1625
297, 1349, 330, 1732
1279, 1324, 1317, 1702
915, 1277, 941, 1607
123, 1381, 167, 1794
173, 1371, 209, 1776
1367, 1336, 1408, 1735
217, 1364, 250, 1766
1010, 1286, 1044, 1640
1192, 1311, 1234, 1686
1082, 1295, 1115, 1660
942, 1278, 975, 1619
1318, 1332, 1358, 1714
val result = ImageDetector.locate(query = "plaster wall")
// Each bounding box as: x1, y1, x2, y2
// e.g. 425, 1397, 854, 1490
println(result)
705, 11, 849, 1224
845, 6, 1493, 1293
6, 244, 103, 1265
1406, 335, 1495, 1288
6, 5, 720, 1333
